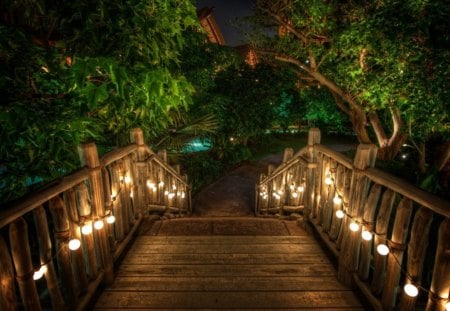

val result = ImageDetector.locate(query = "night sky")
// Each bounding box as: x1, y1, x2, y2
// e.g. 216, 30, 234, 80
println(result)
196, 0, 255, 46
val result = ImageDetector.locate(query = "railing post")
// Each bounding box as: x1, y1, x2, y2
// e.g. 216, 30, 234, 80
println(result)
79, 143, 114, 285
426, 218, 450, 311
304, 128, 321, 221
130, 128, 147, 215
338, 143, 377, 286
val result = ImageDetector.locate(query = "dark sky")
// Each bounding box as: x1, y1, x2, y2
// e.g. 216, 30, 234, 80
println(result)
196, 0, 254, 46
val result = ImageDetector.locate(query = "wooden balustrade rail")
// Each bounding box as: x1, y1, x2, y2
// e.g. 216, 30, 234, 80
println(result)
256, 128, 450, 311
0, 128, 191, 310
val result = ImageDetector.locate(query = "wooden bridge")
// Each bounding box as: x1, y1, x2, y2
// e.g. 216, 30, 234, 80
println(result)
0, 128, 449, 310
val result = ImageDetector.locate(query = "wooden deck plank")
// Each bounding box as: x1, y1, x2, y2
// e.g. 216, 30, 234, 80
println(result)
116, 263, 337, 277
122, 253, 331, 265
94, 291, 362, 309
94, 219, 365, 310
127, 243, 325, 254
105, 276, 351, 291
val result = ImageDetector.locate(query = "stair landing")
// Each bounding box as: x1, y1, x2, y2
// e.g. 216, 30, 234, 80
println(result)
93, 217, 365, 310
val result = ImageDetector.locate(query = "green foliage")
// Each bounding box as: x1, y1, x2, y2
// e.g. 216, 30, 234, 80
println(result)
301, 88, 349, 133
0, 0, 199, 203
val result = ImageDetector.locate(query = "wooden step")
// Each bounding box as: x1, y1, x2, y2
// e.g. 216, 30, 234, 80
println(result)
94, 233, 364, 310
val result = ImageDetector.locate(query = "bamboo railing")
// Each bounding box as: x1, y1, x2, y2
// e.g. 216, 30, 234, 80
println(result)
256, 128, 450, 311
0, 128, 191, 310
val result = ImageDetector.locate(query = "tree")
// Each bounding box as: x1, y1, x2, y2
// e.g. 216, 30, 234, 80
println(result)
0, 0, 198, 202
251, 0, 449, 166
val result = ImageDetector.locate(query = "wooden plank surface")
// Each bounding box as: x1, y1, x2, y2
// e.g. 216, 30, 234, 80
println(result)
94, 218, 365, 310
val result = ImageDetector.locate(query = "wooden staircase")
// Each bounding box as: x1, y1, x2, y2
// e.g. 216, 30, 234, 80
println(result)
93, 217, 364, 310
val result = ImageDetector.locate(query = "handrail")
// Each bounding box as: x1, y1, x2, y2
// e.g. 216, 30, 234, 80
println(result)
365, 166, 450, 218
101, 144, 138, 167
255, 128, 450, 311
314, 144, 353, 169
0, 168, 90, 229
0, 127, 191, 310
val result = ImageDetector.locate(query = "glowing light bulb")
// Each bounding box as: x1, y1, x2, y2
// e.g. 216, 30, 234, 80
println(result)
33, 270, 43, 280
158, 181, 164, 187
106, 215, 116, 224
333, 195, 342, 205
172, 185, 177, 190
362, 230, 373, 241
292, 192, 299, 198
297, 186, 304, 192
130, 191, 133, 198
81, 223, 93, 235
119, 176, 124, 182
277, 190, 283, 195
164, 190, 169, 196
445, 302, 450, 311
94, 220, 104, 230
404, 284, 419, 297
336, 210, 345, 219
124, 176, 131, 184
377, 244, 390, 256
349, 222, 360, 232
147, 180, 155, 188
110, 194, 116, 202
325, 177, 332, 185
168, 193, 175, 199
68, 238, 81, 250
289, 184, 295, 191
181, 192, 186, 199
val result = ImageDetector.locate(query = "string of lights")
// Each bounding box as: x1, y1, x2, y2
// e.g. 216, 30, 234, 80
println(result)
259, 167, 449, 309
323, 169, 448, 306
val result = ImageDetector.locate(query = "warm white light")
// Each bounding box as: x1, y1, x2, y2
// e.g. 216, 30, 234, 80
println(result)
159, 181, 164, 187
297, 186, 304, 192
168, 193, 175, 199
333, 195, 342, 205
111, 193, 116, 201
292, 192, 299, 198
377, 244, 390, 256
263, 195, 268, 200
164, 190, 169, 196
94, 220, 104, 230
130, 191, 134, 198
81, 223, 93, 235
404, 284, 419, 297
33, 264, 48, 280
362, 230, 373, 241
68, 238, 81, 250
106, 215, 116, 224
181, 192, 186, 199
277, 190, 283, 195
349, 222, 360, 232
289, 184, 295, 191
336, 210, 345, 219
119, 176, 124, 182
147, 180, 155, 188
325, 177, 333, 185
445, 302, 450, 311
124, 176, 131, 184
172, 184, 177, 190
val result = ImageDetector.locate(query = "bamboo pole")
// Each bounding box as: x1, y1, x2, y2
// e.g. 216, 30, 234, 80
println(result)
371, 189, 396, 295
130, 128, 147, 216
338, 144, 377, 286
0, 236, 17, 311
398, 207, 433, 310
109, 163, 124, 242
79, 143, 114, 285
381, 198, 413, 310
49, 196, 77, 307
9, 217, 41, 310
75, 183, 98, 278
33, 206, 65, 310
426, 219, 450, 311
305, 128, 320, 220
358, 184, 381, 280
65, 189, 89, 295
